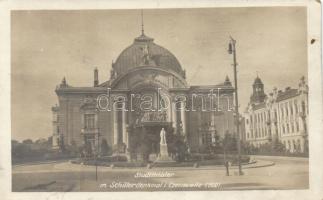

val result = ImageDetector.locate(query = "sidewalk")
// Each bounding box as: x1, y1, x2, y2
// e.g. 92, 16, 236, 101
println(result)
54, 159, 275, 172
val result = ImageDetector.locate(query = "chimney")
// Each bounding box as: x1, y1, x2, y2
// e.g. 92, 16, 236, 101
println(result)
94, 68, 99, 87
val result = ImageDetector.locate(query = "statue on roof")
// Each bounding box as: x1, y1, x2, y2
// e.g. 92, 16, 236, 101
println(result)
298, 76, 308, 94
141, 44, 151, 65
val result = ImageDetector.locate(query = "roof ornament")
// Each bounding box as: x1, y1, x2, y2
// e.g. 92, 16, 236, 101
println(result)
60, 76, 68, 88
224, 75, 232, 86
141, 9, 145, 35
298, 76, 308, 94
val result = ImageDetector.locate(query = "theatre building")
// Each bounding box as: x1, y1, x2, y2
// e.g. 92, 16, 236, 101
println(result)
243, 76, 308, 153
51, 29, 236, 159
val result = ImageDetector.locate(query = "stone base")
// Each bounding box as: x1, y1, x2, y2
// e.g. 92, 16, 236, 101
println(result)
111, 152, 130, 162
154, 143, 175, 163
154, 155, 175, 163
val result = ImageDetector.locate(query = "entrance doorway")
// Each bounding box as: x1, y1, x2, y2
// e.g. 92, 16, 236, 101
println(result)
128, 122, 172, 161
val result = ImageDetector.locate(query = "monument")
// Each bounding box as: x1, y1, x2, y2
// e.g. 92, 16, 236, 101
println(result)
155, 128, 175, 163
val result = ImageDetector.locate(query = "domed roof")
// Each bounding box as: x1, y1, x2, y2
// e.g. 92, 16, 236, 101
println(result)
112, 33, 185, 77
253, 76, 263, 85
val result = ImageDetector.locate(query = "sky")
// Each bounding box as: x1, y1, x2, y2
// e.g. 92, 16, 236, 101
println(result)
11, 7, 307, 141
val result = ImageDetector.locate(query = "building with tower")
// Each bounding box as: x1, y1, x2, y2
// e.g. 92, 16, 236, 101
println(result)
51, 21, 236, 160
244, 76, 309, 153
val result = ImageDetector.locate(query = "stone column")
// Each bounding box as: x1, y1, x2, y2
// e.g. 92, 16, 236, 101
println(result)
301, 138, 305, 153
180, 101, 187, 137
198, 111, 202, 146
172, 102, 177, 134
113, 109, 118, 145
122, 106, 127, 145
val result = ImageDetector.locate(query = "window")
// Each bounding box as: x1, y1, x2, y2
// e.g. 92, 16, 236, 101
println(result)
287, 124, 290, 133
84, 114, 95, 129
296, 122, 299, 132
294, 100, 298, 113
261, 113, 263, 122
302, 101, 306, 113
293, 140, 296, 151
202, 133, 211, 146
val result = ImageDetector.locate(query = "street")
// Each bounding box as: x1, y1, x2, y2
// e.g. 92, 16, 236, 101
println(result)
12, 156, 308, 191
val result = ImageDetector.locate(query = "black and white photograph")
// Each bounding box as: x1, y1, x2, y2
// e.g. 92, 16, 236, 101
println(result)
10, 7, 311, 192
0, 1, 321, 199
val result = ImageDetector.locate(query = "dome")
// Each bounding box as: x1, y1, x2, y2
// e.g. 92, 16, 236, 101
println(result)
112, 33, 185, 77
253, 76, 263, 85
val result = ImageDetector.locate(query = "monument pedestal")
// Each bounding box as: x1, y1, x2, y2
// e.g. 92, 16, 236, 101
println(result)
155, 144, 175, 163
154, 128, 175, 164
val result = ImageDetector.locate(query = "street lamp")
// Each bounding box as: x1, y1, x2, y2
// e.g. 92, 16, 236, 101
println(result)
95, 128, 100, 181
228, 36, 243, 175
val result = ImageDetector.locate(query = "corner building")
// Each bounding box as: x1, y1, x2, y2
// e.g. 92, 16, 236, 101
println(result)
52, 30, 236, 159
244, 76, 309, 153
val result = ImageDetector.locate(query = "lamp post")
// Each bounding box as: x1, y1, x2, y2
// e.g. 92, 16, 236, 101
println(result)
95, 129, 100, 181
228, 36, 243, 175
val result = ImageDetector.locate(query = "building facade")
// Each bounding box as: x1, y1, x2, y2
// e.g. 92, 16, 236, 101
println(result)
52, 29, 236, 159
244, 76, 309, 153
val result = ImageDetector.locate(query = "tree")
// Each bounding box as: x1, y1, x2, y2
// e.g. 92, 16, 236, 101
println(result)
11, 140, 19, 146
168, 134, 187, 162
272, 138, 286, 153
22, 139, 33, 145
58, 136, 65, 152
47, 136, 53, 146
67, 140, 79, 156
223, 132, 237, 153
100, 139, 111, 156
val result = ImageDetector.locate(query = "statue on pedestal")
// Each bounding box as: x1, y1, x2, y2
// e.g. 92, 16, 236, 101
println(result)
160, 128, 167, 145
155, 128, 175, 163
